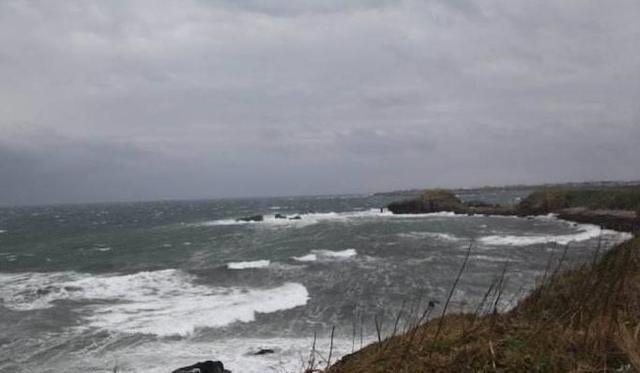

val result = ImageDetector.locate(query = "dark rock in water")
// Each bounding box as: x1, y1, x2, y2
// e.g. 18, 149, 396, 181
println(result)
236, 215, 263, 222
36, 287, 52, 296
387, 189, 466, 214
466, 200, 497, 208
253, 348, 275, 355
274, 214, 287, 219
289, 216, 302, 220
172, 360, 230, 373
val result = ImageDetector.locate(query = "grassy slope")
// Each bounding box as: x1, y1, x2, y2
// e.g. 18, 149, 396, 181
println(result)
328, 188, 640, 372
328, 237, 640, 372
518, 186, 640, 214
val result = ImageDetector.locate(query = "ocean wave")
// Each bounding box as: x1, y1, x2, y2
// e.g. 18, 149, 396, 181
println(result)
292, 254, 317, 262
469, 255, 518, 263
0, 270, 309, 336
0, 229, 6, 233
42, 335, 365, 373
397, 231, 461, 241
479, 223, 630, 246
227, 260, 270, 269
196, 209, 462, 228
314, 248, 357, 258
292, 249, 357, 262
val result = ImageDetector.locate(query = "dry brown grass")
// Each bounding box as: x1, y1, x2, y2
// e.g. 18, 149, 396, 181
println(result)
327, 237, 640, 373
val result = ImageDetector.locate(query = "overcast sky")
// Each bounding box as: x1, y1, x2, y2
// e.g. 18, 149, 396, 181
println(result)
1, 0, 639, 205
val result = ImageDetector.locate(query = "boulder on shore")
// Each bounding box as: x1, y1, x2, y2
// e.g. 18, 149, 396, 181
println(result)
172, 360, 230, 373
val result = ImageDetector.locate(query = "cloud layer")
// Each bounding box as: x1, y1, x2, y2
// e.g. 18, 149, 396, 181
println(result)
1, 0, 639, 204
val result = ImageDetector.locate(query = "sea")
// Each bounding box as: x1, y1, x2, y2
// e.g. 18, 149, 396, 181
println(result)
0, 191, 632, 372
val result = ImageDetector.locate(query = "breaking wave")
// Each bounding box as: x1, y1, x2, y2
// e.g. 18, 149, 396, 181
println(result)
397, 231, 461, 241
0, 270, 309, 336
227, 260, 271, 269
196, 209, 461, 228
479, 224, 630, 246
292, 249, 357, 262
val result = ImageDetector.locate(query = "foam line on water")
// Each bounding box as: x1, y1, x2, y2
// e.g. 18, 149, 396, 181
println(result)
292, 254, 317, 262
479, 223, 631, 246
0, 270, 309, 336
397, 231, 461, 241
292, 249, 357, 262
227, 260, 271, 269
195, 209, 460, 228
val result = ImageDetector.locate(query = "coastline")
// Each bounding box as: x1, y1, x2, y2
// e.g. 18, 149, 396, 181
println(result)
325, 189, 639, 372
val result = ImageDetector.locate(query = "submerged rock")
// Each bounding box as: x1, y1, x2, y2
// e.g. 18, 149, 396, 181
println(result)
253, 348, 275, 355
236, 215, 263, 222
289, 215, 302, 220
274, 213, 287, 219
172, 360, 229, 373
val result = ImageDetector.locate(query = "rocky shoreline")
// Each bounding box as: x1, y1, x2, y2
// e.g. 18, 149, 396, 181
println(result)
325, 186, 640, 372
173, 187, 638, 373
387, 188, 639, 234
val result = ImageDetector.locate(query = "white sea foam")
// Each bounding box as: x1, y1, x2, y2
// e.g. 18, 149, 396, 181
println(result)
292, 254, 318, 262
0, 270, 309, 336
196, 209, 462, 228
397, 231, 461, 241
314, 248, 357, 258
34, 335, 366, 373
479, 223, 630, 246
293, 249, 357, 262
227, 260, 271, 269
0, 229, 6, 233
469, 255, 518, 263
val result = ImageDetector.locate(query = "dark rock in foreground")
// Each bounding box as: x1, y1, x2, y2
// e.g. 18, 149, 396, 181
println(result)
274, 213, 287, 219
236, 215, 263, 222
172, 360, 229, 373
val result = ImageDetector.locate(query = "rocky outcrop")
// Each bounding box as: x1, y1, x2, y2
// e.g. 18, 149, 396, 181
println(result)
387, 188, 639, 234
556, 208, 639, 233
236, 215, 263, 222
516, 189, 570, 215
172, 360, 229, 373
387, 189, 466, 214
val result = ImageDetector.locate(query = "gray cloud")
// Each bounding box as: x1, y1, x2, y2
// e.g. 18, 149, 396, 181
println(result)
0, 0, 639, 205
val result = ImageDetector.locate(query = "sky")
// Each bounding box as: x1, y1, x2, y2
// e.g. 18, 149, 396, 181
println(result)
1, 0, 639, 205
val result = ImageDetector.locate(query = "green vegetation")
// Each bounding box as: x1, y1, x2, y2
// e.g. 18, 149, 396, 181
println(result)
518, 186, 640, 215
332, 186, 640, 372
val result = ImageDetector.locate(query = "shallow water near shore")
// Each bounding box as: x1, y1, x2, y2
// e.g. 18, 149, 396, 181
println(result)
0, 193, 631, 372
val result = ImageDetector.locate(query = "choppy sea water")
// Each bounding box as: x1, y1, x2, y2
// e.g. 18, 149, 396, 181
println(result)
0, 193, 632, 372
